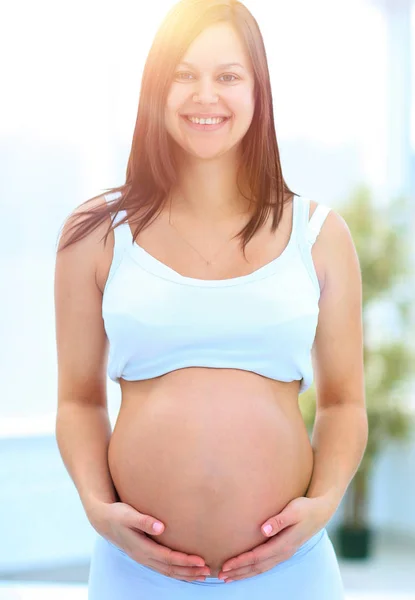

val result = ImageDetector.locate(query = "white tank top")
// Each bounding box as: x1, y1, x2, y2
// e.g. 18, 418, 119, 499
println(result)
102, 192, 331, 393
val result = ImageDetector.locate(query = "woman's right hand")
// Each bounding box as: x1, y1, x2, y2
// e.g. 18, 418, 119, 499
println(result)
88, 500, 211, 582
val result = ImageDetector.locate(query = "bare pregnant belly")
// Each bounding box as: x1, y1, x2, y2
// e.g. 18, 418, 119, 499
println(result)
108, 368, 314, 576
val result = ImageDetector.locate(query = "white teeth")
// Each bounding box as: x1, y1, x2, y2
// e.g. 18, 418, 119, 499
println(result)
187, 116, 226, 125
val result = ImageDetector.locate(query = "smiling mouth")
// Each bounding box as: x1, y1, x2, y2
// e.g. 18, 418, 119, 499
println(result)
183, 115, 230, 124
180, 115, 232, 133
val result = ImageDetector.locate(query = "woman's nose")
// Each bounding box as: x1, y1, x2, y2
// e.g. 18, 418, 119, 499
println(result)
193, 77, 219, 104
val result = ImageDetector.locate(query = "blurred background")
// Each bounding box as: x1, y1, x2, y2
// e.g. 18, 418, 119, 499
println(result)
0, 0, 414, 598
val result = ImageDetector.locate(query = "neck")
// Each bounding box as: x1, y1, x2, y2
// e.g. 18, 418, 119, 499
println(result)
171, 149, 253, 224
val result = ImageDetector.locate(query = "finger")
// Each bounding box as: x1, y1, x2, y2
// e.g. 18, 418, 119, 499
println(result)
223, 551, 294, 581
220, 552, 292, 582
221, 536, 278, 572
222, 560, 263, 581
221, 532, 296, 573
118, 501, 166, 536
122, 536, 210, 581
220, 547, 259, 574
128, 538, 211, 580
148, 560, 212, 581
262, 507, 300, 537
128, 510, 165, 536
138, 535, 207, 568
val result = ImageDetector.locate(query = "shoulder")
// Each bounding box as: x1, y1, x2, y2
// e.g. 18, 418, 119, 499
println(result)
311, 202, 360, 294
314, 202, 356, 252
68, 193, 109, 226
58, 194, 110, 252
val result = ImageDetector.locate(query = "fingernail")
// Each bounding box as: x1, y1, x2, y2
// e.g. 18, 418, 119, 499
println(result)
222, 567, 231, 572
153, 522, 163, 532
263, 524, 272, 535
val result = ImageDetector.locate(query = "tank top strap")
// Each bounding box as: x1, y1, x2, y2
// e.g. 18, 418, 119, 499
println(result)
292, 195, 309, 242
296, 196, 331, 247
295, 195, 331, 296
307, 202, 331, 247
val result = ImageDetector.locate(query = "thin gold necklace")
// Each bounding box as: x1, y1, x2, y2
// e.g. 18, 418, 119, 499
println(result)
168, 194, 241, 266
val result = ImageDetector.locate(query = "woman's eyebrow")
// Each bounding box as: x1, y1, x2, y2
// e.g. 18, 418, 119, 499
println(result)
177, 61, 245, 70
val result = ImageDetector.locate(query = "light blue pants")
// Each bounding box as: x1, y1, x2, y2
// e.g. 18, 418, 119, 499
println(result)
88, 527, 345, 598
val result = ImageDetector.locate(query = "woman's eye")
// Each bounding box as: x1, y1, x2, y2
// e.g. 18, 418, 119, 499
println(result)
175, 72, 194, 81
219, 74, 238, 83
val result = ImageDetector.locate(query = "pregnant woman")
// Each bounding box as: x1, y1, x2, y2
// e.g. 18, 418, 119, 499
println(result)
54, 0, 368, 598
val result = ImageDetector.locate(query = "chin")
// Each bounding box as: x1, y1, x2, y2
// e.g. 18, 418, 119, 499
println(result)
186, 148, 235, 160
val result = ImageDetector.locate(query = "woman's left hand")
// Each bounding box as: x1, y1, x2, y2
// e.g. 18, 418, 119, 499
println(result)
218, 495, 336, 583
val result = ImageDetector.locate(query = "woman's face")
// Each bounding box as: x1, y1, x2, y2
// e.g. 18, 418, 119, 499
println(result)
164, 22, 255, 160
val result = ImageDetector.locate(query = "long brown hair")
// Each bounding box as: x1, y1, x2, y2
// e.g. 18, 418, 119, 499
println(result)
58, 0, 298, 256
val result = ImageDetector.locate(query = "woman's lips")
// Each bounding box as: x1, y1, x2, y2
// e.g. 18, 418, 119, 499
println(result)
180, 115, 231, 132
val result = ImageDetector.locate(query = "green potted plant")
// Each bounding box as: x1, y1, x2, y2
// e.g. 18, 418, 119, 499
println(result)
300, 185, 415, 559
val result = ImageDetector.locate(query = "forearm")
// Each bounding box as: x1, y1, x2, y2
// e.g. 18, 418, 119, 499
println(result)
55, 402, 119, 522
305, 404, 368, 511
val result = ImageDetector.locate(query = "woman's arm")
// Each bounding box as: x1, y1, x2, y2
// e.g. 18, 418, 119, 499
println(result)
54, 198, 118, 527
305, 210, 368, 510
